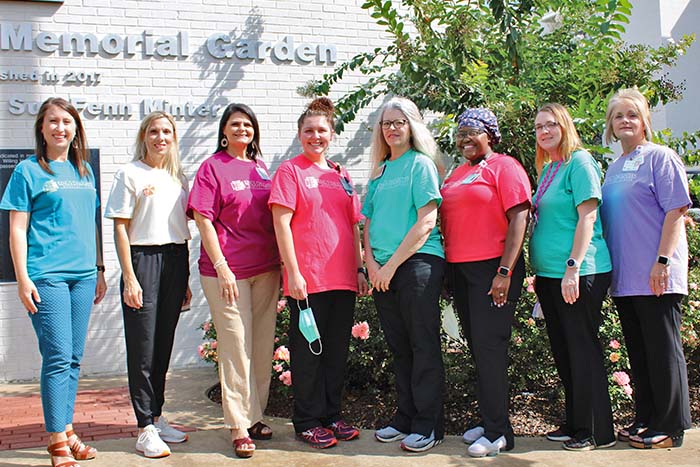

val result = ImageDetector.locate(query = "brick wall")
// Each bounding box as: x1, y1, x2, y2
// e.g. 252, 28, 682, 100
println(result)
0, 0, 389, 382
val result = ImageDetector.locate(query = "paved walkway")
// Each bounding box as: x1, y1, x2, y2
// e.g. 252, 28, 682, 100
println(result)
1, 367, 698, 466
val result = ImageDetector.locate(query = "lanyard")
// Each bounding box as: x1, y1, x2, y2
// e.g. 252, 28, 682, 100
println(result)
532, 161, 562, 225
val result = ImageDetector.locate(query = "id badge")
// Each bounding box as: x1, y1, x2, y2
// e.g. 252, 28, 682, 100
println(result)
340, 176, 354, 196
622, 155, 644, 172
255, 166, 271, 180
461, 173, 479, 184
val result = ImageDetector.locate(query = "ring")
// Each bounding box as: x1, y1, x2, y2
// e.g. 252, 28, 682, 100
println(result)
499, 293, 504, 296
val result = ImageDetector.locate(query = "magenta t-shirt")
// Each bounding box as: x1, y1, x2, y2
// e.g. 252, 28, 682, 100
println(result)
268, 154, 361, 295
187, 151, 280, 279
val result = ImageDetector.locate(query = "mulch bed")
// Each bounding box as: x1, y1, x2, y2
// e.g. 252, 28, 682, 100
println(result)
208, 378, 700, 436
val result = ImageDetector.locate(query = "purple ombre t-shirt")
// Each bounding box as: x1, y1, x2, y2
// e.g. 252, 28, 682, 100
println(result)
601, 142, 691, 297
187, 151, 280, 279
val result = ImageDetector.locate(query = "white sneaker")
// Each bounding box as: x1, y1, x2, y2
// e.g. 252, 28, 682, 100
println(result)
463, 426, 485, 444
154, 416, 189, 443
468, 435, 507, 458
136, 424, 171, 458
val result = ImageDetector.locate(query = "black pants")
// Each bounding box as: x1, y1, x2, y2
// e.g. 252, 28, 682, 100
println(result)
613, 294, 691, 433
288, 290, 355, 433
535, 273, 614, 444
122, 243, 189, 428
451, 255, 525, 443
372, 253, 446, 439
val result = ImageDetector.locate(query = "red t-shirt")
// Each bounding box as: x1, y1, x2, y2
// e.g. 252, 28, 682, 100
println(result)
440, 153, 531, 263
269, 154, 361, 295
187, 151, 280, 279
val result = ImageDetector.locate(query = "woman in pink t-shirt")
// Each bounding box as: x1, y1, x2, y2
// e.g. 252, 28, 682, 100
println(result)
440, 108, 531, 457
188, 103, 280, 459
269, 97, 369, 449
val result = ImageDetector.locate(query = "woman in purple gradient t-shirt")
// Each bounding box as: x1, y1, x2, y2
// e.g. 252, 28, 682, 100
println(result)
601, 88, 692, 450
188, 103, 280, 459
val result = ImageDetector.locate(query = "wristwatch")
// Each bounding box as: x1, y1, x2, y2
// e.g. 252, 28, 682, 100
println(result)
96, 265, 105, 272
357, 267, 368, 278
657, 255, 670, 266
497, 265, 512, 277
566, 258, 579, 269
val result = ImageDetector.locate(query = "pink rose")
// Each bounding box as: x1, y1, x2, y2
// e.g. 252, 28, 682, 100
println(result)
274, 337, 280, 343
690, 282, 699, 291
609, 339, 620, 349
514, 336, 523, 345
623, 384, 633, 396
525, 276, 535, 293
277, 299, 288, 313
211, 341, 217, 350
273, 364, 283, 373
609, 352, 620, 363
351, 321, 370, 340
203, 321, 211, 332
197, 344, 205, 358
279, 370, 292, 386
273, 345, 290, 362
526, 318, 535, 327
613, 371, 630, 386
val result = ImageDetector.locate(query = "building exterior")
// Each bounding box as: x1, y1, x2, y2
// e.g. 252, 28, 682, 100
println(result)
0, 0, 697, 381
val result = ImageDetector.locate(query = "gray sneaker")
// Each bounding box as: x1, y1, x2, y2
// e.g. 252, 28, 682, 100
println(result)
400, 431, 443, 452
374, 426, 407, 443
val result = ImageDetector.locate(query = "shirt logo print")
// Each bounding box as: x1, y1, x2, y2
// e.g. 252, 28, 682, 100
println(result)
304, 177, 319, 189
42, 180, 59, 193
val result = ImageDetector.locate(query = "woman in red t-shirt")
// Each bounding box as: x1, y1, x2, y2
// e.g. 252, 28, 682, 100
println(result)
269, 98, 369, 449
440, 108, 531, 458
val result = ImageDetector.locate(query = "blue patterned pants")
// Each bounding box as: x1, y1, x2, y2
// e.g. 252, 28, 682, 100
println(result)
30, 277, 96, 433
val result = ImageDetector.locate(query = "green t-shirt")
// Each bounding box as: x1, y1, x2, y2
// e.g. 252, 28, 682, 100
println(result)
362, 149, 444, 265
529, 149, 611, 278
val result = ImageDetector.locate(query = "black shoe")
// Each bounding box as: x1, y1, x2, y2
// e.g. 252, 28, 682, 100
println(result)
563, 436, 616, 451
546, 426, 572, 442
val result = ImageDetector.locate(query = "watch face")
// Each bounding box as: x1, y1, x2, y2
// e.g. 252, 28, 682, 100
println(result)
658, 256, 669, 265
566, 259, 576, 267
498, 266, 509, 276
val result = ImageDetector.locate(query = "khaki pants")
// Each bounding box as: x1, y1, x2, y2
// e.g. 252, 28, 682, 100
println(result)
201, 269, 280, 429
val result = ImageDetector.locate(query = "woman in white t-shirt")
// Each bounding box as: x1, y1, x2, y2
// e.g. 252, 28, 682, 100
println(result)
105, 111, 192, 459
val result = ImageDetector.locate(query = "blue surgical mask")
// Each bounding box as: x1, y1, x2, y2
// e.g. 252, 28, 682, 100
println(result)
298, 299, 322, 355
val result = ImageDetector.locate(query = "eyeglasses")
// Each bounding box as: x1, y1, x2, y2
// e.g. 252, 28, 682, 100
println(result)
534, 121, 559, 132
380, 119, 408, 130
455, 129, 484, 139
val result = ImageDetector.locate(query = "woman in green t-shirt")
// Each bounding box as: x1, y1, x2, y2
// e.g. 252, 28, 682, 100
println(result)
362, 97, 446, 453
529, 103, 615, 451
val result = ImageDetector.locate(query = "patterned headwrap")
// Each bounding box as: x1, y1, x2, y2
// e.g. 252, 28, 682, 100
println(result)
457, 108, 501, 145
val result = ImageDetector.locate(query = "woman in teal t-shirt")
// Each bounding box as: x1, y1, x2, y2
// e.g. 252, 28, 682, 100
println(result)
362, 97, 446, 453
529, 103, 614, 451
0, 98, 107, 467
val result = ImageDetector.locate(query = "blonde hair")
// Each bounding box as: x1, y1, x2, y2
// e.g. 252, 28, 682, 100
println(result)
535, 103, 583, 176
133, 111, 185, 185
369, 97, 443, 177
604, 88, 653, 145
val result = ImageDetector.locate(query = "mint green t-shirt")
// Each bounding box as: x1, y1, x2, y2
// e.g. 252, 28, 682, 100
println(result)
529, 149, 611, 278
361, 149, 444, 265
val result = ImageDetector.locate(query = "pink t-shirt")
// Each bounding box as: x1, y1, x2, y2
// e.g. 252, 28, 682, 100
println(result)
187, 151, 280, 279
268, 154, 361, 295
440, 153, 531, 263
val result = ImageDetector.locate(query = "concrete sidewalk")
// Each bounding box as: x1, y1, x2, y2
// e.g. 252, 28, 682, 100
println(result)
1, 367, 698, 466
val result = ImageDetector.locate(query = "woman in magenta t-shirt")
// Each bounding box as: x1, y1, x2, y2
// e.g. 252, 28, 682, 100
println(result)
188, 103, 280, 459
440, 108, 531, 457
269, 97, 368, 449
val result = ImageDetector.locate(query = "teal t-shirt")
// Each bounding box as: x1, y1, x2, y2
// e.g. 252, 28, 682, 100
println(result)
361, 149, 444, 264
0, 156, 98, 281
529, 149, 611, 278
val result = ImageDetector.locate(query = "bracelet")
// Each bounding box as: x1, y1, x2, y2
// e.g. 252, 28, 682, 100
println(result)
96, 265, 105, 272
213, 257, 228, 269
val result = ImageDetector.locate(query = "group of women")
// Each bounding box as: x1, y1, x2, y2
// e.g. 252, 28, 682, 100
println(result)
0, 87, 692, 465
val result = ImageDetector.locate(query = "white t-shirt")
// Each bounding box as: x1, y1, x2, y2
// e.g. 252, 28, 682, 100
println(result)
105, 160, 191, 245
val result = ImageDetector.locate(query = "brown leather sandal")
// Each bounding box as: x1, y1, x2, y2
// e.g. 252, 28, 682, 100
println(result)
47, 439, 80, 467
66, 429, 97, 460
233, 436, 255, 458
248, 421, 273, 440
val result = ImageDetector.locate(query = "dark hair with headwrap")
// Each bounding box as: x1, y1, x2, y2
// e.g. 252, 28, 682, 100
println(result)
457, 108, 501, 145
